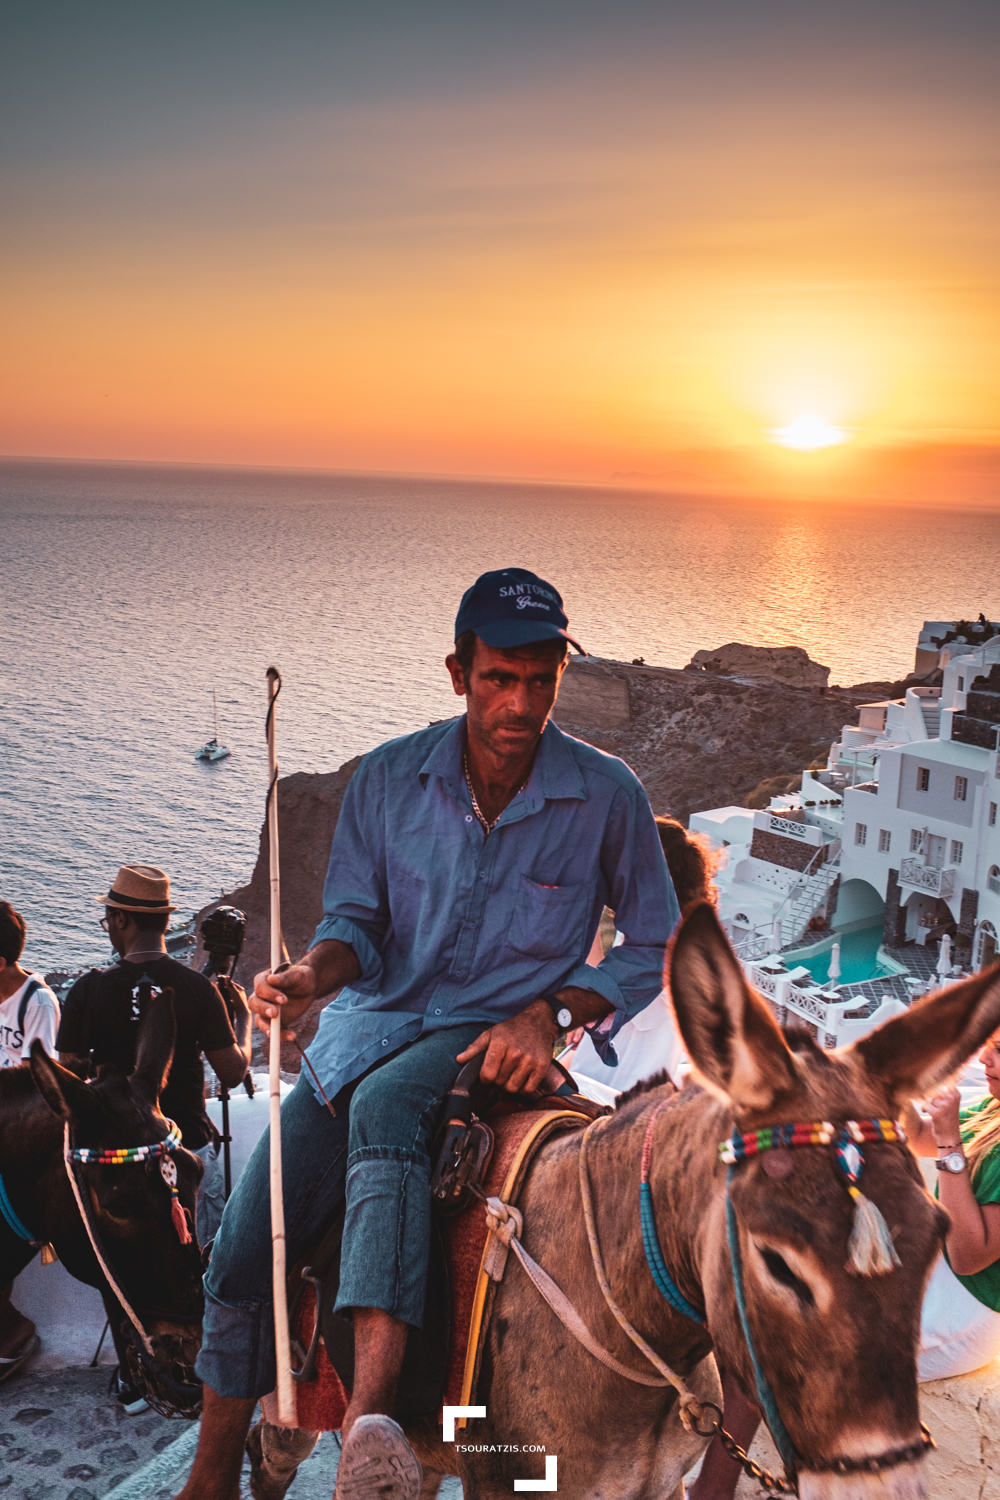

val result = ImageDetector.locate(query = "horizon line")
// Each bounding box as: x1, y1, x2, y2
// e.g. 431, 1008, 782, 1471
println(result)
2, 448, 999, 517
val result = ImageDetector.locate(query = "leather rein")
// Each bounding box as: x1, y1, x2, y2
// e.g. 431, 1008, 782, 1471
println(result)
62, 1118, 191, 1364
487, 1098, 933, 1495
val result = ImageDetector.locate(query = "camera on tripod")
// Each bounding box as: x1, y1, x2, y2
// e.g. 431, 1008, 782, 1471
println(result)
200, 905, 254, 1133
200, 905, 247, 979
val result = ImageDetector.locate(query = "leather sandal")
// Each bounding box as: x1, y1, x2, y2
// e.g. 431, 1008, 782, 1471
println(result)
246, 1417, 320, 1500
335, 1413, 422, 1499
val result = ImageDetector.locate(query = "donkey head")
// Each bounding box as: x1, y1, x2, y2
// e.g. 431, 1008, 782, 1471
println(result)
28, 990, 204, 1414
668, 902, 1000, 1500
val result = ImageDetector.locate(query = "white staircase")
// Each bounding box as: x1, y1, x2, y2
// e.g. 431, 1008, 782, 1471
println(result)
735, 848, 842, 960
774, 860, 841, 948
920, 699, 941, 737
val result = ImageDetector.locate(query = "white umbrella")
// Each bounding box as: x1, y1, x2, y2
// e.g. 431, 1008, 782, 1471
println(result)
937, 932, 953, 980
828, 940, 842, 984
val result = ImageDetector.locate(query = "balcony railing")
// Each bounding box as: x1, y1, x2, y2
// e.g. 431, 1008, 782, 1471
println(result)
899, 857, 956, 898
785, 989, 840, 1026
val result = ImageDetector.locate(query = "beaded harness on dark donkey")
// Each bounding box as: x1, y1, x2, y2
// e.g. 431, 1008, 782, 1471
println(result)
64, 1120, 202, 1417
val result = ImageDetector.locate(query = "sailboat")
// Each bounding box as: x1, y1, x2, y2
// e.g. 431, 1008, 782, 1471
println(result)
195, 688, 231, 762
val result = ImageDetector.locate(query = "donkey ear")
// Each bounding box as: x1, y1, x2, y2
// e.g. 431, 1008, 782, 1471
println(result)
29, 1044, 106, 1125
668, 901, 799, 1112
850, 960, 1000, 1105
132, 989, 177, 1104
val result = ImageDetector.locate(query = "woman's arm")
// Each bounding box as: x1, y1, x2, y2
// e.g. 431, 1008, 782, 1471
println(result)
926, 1086, 1000, 1276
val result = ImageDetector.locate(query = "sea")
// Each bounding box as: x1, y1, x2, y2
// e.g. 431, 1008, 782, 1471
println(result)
2, 456, 999, 976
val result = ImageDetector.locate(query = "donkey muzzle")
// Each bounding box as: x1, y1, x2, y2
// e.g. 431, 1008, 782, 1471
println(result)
121, 1321, 203, 1419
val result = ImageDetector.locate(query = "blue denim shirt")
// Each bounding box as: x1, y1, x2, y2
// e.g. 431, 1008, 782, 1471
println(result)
304, 715, 678, 1100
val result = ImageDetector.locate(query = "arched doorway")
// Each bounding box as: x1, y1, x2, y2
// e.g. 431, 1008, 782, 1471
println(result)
976, 920, 998, 969
833, 878, 884, 931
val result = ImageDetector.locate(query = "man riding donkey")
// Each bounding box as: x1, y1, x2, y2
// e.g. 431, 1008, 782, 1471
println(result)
174, 567, 678, 1500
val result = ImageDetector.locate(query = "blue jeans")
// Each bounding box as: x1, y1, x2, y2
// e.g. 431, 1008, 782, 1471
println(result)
195, 1022, 482, 1400
194, 1141, 225, 1248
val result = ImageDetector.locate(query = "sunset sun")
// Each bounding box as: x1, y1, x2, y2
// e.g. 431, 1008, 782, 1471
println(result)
770, 414, 849, 451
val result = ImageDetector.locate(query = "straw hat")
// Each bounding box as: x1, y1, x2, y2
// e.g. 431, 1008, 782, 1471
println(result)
97, 864, 176, 914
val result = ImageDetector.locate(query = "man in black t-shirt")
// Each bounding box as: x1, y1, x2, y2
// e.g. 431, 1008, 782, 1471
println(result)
57, 865, 251, 1240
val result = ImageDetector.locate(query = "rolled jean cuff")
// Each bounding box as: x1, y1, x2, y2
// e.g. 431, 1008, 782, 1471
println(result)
194, 1278, 277, 1401
336, 1149, 430, 1327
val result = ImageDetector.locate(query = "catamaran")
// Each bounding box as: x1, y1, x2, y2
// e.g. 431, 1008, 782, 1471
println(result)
195, 688, 231, 762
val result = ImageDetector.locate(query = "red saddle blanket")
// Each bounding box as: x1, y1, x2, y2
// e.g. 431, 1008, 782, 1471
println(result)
262, 1104, 587, 1433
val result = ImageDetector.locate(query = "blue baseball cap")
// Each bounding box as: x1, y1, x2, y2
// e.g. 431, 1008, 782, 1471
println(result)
455, 568, 585, 654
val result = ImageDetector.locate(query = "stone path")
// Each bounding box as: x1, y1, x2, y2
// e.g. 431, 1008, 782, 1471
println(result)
0, 1363, 463, 1499
0, 1364, 183, 1499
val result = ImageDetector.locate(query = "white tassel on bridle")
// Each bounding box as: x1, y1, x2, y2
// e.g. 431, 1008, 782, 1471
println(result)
845, 1182, 902, 1275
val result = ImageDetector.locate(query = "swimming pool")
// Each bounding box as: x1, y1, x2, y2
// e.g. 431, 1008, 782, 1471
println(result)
788, 924, 896, 985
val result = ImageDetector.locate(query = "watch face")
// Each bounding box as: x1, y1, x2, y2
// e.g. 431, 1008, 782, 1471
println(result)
556, 1006, 573, 1029
940, 1151, 966, 1173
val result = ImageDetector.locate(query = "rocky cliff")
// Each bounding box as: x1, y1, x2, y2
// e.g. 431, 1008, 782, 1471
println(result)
553, 655, 883, 823
686, 642, 830, 691
200, 650, 895, 1061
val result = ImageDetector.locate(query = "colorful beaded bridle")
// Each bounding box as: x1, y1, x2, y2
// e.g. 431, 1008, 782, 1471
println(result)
67, 1119, 183, 1164
639, 1104, 933, 1485
66, 1119, 192, 1246
720, 1116, 906, 1274
719, 1114, 904, 1162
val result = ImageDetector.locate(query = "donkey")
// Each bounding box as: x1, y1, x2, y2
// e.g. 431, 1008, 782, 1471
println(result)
254, 903, 1000, 1499
0, 991, 205, 1413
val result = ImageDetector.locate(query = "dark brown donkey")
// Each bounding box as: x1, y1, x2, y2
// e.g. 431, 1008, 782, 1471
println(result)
256, 904, 1000, 1499
0, 992, 204, 1413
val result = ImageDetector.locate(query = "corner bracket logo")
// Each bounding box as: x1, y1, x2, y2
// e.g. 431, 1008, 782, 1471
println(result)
442, 1404, 558, 1492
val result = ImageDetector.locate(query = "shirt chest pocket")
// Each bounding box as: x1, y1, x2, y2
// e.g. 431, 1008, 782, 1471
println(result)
509, 875, 589, 961
386, 864, 428, 952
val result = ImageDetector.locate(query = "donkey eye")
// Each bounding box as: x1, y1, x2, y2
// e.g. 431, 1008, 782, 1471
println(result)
102, 1181, 146, 1221
760, 1247, 815, 1307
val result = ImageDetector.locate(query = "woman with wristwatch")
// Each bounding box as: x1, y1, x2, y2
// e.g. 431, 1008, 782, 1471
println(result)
908, 1030, 1000, 1379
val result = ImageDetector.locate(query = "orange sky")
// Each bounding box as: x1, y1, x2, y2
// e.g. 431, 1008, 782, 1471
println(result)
3, 5, 999, 505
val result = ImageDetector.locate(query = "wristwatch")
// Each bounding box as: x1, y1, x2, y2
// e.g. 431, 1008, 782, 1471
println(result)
935, 1147, 967, 1174
540, 994, 574, 1030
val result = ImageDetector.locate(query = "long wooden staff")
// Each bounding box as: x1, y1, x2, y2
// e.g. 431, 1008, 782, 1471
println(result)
265, 666, 296, 1426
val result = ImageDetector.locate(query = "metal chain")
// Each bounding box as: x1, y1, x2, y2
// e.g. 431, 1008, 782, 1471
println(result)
808, 1425, 934, 1478
688, 1401, 934, 1496
462, 751, 530, 834
689, 1402, 797, 1495
717, 1427, 797, 1496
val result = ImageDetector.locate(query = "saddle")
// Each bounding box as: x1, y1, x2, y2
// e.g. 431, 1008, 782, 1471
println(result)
263, 1058, 606, 1433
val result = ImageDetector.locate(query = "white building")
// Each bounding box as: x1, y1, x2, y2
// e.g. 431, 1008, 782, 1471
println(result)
839, 632, 1000, 971
689, 622, 1000, 1044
